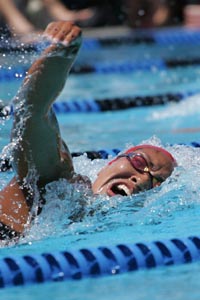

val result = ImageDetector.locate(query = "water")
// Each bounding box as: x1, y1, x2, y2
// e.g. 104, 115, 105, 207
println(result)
0, 31, 200, 299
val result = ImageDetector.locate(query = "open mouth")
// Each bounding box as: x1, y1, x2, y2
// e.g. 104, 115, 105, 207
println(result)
110, 183, 131, 196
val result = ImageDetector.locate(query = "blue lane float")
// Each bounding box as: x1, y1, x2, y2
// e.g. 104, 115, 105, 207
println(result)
2, 56, 200, 81
1, 90, 199, 118
82, 28, 200, 49
0, 235, 200, 288
153, 28, 200, 45
72, 57, 200, 74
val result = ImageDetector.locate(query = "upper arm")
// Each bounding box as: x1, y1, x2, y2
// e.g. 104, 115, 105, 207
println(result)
0, 177, 29, 234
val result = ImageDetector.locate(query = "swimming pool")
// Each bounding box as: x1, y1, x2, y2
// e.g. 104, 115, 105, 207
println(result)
0, 26, 200, 299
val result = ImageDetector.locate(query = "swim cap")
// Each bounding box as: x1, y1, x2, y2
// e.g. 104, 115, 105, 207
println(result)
109, 144, 177, 166
124, 145, 177, 165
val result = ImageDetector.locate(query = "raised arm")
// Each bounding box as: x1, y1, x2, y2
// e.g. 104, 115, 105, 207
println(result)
0, 21, 82, 237
12, 21, 82, 187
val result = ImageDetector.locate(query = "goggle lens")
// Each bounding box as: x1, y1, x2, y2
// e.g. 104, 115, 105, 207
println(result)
117, 152, 162, 188
129, 155, 149, 172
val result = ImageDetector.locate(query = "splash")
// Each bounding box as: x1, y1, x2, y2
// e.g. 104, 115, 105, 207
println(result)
19, 138, 200, 244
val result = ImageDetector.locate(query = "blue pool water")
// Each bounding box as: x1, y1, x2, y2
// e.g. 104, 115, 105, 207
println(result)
0, 28, 200, 299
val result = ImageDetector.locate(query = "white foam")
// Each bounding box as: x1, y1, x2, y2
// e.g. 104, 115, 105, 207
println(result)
150, 94, 200, 120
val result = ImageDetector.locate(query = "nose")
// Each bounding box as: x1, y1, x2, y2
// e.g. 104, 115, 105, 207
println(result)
129, 175, 138, 183
128, 175, 143, 193
129, 173, 151, 191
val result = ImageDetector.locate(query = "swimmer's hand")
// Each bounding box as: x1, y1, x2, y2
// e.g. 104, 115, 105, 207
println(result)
43, 21, 82, 49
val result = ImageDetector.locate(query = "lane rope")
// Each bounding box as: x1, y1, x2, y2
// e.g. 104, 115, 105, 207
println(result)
2, 56, 200, 81
0, 235, 200, 288
0, 90, 198, 117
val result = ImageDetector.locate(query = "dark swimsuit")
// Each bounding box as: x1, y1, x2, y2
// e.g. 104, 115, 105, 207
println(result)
0, 186, 45, 241
0, 223, 20, 240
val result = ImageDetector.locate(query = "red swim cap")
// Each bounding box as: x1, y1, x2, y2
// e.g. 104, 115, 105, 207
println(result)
109, 144, 177, 166
124, 144, 177, 164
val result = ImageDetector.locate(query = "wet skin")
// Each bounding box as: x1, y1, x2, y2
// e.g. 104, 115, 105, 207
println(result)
92, 146, 175, 197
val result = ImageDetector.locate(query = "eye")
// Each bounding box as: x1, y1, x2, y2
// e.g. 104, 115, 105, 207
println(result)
149, 162, 157, 171
133, 156, 147, 170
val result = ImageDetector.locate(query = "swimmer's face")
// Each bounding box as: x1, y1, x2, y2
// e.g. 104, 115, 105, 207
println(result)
92, 146, 176, 197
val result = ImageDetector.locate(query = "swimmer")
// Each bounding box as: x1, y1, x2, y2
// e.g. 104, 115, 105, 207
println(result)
0, 21, 177, 240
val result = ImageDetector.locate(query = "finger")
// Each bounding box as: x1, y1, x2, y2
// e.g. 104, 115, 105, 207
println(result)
43, 21, 59, 37
43, 21, 72, 40
53, 22, 74, 42
63, 25, 82, 45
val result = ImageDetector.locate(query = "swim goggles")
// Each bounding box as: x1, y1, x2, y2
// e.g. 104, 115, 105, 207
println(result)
116, 152, 162, 188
